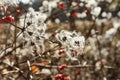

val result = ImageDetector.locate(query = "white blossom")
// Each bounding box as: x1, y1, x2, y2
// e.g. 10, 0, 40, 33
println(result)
41, 69, 51, 75
19, 8, 47, 54
69, 35, 85, 49
77, 12, 87, 18
117, 11, 120, 17
42, 0, 49, 6
107, 12, 112, 19
85, 0, 97, 7
55, 18, 60, 24
113, 19, 120, 29
102, 12, 107, 17
105, 27, 117, 40
72, 2, 77, 6
55, 30, 85, 60
104, 19, 120, 41
79, 3, 84, 7
91, 7, 101, 17
66, 12, 71, 17
55, 30, 85, 50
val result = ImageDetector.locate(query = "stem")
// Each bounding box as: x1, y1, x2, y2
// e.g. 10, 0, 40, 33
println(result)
32, 63, 113, 69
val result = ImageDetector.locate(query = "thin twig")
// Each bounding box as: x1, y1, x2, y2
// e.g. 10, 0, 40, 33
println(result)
32, 63, 114, 69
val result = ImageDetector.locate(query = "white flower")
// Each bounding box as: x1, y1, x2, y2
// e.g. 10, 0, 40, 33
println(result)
79, 3, 84, 7
91, 7, 101, 17
19, 8, 48, 53
86, 0, 97, 7
49, 1, 57, 8
55, 30, 72, 46
113, 19, 120, 29
107, 12, 112, 19
28, 7, 35, 13
42, 0, 49, 6
105, 28, 117, 39
56, 30, 85, 50
41, 69, 51, 75
77, 13, 87, 18
55, 30, 85, 60
116, 41, 120, 47
66, 12, 71, 17
102, 12, 107, 17
70, 36, 85, 49
117, 11, 120, 17
38, 13, 47, 22
72, 2, 77, 6
55, 18, 60, 24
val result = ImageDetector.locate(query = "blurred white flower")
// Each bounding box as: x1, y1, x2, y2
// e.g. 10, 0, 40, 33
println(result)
49, 1, 57, 8
38, 13, 47, 22
72, 2, 77, 6
79, 3, 84, 7
117, 11, 120, 17
91, 29, 96, 35
41, 69, 51, 75
103, 77, 107, 80
107, 12, 112, 19
102, 12, 107, 17
91, 7, 101, 17
116, 41, 120, 47
105, 28, 117, 40
77, 12, 87, 18
42, 0, 49, 6
86, 0, 97, 7
104, 19, 120, 42
101, 48, 109, 58
66, 12, 71, 17
113, 19, 120, 29
55, 18, 60, 24
40, 0, 59, 15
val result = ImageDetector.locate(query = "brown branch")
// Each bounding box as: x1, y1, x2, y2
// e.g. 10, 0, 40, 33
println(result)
32, 63, 114, 69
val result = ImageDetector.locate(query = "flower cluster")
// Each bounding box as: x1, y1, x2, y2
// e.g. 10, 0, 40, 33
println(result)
56, 30, 85, 60
19, 8, 47, 54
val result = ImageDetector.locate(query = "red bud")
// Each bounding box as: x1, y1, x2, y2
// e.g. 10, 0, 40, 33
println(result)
58, 64, 67, 70
55, 74, 64, 79
58, 2, 65, 9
